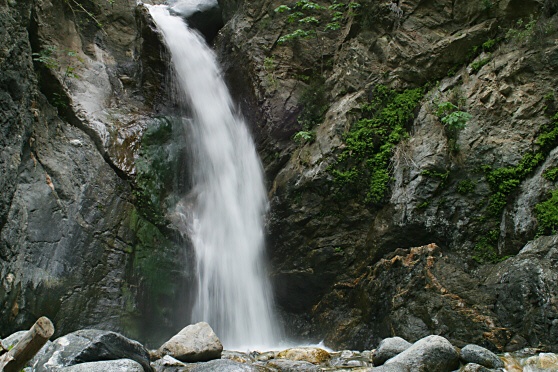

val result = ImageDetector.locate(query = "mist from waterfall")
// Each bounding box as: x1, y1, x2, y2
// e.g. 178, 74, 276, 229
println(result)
148, 4, 280, 350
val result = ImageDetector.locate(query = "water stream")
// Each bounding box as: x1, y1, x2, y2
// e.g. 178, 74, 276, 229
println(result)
148, 4, 280, 350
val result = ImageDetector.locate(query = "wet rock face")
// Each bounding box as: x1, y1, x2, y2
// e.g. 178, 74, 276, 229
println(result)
214, 0, 558, 351
0, 0, 193, 347
169, 0, 224, 43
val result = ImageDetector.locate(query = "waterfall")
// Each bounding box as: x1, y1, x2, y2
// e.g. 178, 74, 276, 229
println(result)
148, 4, 280, 350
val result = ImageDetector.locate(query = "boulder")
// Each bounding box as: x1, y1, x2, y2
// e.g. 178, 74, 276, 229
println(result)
266, 359, 321, 372
58, 359, 144, 371
373, 337, 413, 366
189, 359, 259, 371
460, 344, 504, 369
385, 335, 459, 372
34, 329, 152, 372
276, 347, 331, 364
157, 322, 222, 363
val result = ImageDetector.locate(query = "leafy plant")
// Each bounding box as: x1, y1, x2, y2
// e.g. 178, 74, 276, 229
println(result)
543, 166, 558, 182
33, 45, 83, 84
481, 0, 493, 11
297, 76, 328, 131
535, 189, 558, 235
470, 57, 490, 73
436, 102, 472, 130
473, 229, 506, 264
456, 179, 476, 194
263, 56, 277, 88
330, 85, 423, 203
32, 46, 59, 69
505, 15, 537, 43
274, 0, 360, 70
422, 169, 450, 188
293, 130, 315, 143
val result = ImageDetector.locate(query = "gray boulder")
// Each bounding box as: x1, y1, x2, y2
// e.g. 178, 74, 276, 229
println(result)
189, 359, 259, 371
35, 329, 152, 372
157, 322, 222, 363
373, 337, 412, 366
385, 335, 459, 372
59, 359, 144, 371
460, 344, 504, 369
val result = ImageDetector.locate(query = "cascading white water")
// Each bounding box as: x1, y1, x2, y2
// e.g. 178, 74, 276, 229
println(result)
148, 4, 280, 350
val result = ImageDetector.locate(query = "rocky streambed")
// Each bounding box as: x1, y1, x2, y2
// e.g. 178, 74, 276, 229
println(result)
2, 322, 557, 371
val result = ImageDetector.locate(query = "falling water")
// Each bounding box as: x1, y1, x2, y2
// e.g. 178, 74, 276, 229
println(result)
148, 4, 280, 349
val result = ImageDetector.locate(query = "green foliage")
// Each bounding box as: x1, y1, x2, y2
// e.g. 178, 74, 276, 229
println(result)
263, 56, 277, 87
473, 229, 506, 264
482, 38, 497, 51
274, 0, 359, 44
63, 0, 104, 28
436, 102, 472, 130
331, 85, 424, 203
442, 110, 472, 130
32, 45, 59, 69
543, 166, 558, 182
297, 76, 328, 130
505, 15, 537, 43
456, 179, 476, 194
421, 169, 450, 188
481, 0, 494, 11
33, 45, 83, 84
535, 189, 558, 235
483, 115, 558, 216
293, 130, 315, 143
470, 57, 490, 73
133, 118, 176, 225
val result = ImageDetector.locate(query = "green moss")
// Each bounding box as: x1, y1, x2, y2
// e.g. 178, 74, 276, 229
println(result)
121, 208, 181, 341
133, 117, 181, 225
470, 57, 490, 73
473, 229, 507, 264
470, 115, 558, 263
482, 115, 558, 217
297, 76, 328, 132
456, 179, 476, 194
330, 84, 424, 203
535, 189, 558, 235
421, 169, 450, 186
543, 166, 558, 182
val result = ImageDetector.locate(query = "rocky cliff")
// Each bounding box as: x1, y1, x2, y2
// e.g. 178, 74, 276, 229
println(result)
0, 0, 196, 346
1, 0, 557, 353
216, 0, 558, 351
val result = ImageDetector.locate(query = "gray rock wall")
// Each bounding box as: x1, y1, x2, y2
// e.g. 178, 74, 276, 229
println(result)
0, 0, 194, 347
215, 0, 558, 350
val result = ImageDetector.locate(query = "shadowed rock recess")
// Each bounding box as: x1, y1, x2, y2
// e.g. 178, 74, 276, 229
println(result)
1, 0, 558, 357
